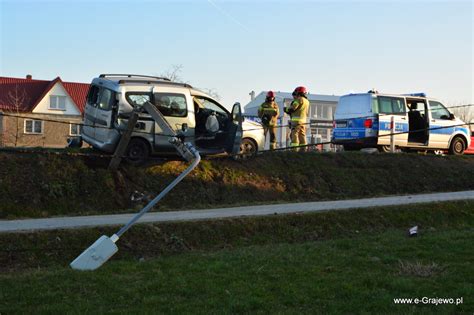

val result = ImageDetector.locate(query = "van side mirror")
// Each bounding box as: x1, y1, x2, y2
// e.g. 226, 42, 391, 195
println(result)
449, 113, 455, 120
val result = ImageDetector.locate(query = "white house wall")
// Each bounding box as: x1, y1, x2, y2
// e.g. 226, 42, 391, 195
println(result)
32, 82, 81, 116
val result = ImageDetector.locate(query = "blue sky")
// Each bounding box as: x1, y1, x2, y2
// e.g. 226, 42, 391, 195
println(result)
1, 0, 472, 109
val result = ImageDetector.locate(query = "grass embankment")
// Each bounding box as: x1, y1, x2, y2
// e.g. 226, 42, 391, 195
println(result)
1, 201, 473, 313
1, 151, 473, 219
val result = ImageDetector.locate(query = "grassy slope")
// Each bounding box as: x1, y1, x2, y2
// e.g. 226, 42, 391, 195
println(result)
1, 201, 473, 314
1, 151, 473, 219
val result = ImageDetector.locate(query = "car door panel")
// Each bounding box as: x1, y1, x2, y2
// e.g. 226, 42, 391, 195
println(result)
376, 96, 408, 147
94, 88, 120, 146
226, 102, 243, 154
428, 101, 452, 149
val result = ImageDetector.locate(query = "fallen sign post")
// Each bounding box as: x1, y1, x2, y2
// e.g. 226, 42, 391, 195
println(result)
71, 96, 201, 271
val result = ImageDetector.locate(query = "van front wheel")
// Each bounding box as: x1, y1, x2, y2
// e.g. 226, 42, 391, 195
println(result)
235, 138, 257, 160
126, 138, 150, 165
449, 137, 465, 155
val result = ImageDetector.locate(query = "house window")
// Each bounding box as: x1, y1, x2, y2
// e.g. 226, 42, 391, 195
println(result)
24, 120, 43, 134
70, 124, 81, 136
50, 95, 67, 110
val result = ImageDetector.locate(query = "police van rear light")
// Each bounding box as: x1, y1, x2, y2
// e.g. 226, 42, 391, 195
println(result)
364, 118, 373, 128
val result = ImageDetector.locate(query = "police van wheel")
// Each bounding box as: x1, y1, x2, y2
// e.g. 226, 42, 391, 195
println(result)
449, 137, 465, 155
126, 138, 150, 165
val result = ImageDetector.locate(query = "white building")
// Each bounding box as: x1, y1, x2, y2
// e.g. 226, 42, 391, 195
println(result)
244, 91, 339, 149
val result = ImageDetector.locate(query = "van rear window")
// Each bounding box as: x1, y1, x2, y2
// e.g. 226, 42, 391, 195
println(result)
375, 97, 406, 115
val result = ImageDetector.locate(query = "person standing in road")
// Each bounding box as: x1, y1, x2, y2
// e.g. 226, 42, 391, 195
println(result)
258, 91, 280, 150
284, 86, 309, 150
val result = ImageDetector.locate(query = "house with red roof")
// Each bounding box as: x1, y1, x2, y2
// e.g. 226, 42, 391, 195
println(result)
0, 75, 89, 148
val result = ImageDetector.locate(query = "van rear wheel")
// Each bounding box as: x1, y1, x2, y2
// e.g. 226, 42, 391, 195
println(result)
126, 138, 150, 165
449, 137, 465, 155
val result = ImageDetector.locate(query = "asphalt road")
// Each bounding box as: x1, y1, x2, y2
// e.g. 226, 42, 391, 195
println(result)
1, 190, 473, 233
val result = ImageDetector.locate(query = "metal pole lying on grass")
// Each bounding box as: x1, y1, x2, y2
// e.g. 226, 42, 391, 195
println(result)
70, 142, 201, 271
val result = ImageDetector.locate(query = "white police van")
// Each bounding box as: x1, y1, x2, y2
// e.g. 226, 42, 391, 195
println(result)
332, 91, 471, 155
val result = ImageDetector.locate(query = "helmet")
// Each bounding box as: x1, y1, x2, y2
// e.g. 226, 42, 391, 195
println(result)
266, 91, 275, 98
293, 86, 308, 96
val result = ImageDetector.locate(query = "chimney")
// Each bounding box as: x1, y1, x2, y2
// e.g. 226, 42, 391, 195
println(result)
26, 74, 32, 80
249, 90, 255, 101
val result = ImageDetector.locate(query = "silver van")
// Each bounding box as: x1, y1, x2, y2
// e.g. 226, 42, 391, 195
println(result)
333, 91, 471, 155
81, 74, 265, 160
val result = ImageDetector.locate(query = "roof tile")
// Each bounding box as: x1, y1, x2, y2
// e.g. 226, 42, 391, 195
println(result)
0, 76, 90, 113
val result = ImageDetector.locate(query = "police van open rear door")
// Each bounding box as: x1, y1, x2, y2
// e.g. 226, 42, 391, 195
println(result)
225, 102, 243, 155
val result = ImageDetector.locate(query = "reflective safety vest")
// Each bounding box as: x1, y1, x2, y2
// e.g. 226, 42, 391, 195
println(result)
258, 101, 280, 126
289, 97, 309, 125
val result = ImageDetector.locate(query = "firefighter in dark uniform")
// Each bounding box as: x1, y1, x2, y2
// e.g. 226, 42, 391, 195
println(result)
258, 91, 280, 150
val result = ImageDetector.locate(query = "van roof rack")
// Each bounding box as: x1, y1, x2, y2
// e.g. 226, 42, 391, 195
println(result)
115, 79, 193, 88
99, 74, 171, 81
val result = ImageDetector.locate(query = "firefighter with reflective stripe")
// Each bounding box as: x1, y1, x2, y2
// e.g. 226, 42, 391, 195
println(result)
258, 91, 280, 150
284, 86, 309, 149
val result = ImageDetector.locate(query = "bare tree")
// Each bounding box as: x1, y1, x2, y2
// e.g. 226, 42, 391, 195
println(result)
200, 88, 221, 101
160, 64, 184, 83
448, 102, 473, 123
159, 64, 222, 101
6, 85, 29, 147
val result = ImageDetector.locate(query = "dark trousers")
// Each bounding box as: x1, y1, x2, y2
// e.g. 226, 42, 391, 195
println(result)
264, 125, 277, 150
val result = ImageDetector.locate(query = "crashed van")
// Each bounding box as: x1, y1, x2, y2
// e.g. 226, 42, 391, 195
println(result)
81, 74, 264, 161
332, 91, 471, 155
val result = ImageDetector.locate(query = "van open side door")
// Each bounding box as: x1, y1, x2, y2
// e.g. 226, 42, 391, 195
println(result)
376, 96, 408, 147
225, 102, 243, 155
